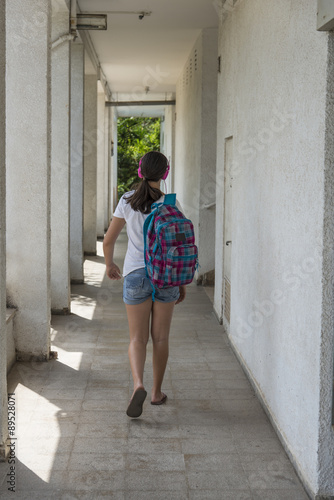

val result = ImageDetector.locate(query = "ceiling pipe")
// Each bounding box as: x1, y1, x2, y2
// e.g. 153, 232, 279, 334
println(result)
52, 1, 78, 49
106, 100, 176, 107
52, 33, 77, 50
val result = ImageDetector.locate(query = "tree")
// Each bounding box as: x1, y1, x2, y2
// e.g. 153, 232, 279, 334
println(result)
117, 117, 161, 199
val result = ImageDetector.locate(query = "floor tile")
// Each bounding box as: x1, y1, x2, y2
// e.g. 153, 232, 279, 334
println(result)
251, 489, 310, 499
125, 452, 185, 471
125, 492, 187, 500
124, 471, 187, 491
186, 470, 250, 490
189, 492, 252, 500
184, 452, 242, 471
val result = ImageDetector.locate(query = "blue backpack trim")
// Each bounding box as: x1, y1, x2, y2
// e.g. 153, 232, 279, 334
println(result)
163, 193, 176, 206
143, 212, 155, 300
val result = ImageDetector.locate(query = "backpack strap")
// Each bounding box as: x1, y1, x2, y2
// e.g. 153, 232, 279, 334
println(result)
151, 201, 163, 211
164, 193, 176, 206
143, 211, 154, 273
149, 280, 156, 302
143, 210, 157, 302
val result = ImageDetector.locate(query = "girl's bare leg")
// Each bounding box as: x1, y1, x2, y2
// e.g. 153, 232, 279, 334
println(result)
150, 300, 175, 403
125, 298, 152, 397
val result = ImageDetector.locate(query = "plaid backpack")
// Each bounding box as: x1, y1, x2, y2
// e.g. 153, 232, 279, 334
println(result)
143, 193, 198, 300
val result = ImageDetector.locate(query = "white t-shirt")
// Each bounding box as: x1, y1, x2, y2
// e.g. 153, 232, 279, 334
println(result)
113, 191, 182, 277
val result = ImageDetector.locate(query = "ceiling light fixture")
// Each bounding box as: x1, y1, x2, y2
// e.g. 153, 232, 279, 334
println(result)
81, 10, 152, 18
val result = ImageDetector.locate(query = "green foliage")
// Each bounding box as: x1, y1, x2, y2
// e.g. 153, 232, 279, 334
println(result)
117, 117, 161, 199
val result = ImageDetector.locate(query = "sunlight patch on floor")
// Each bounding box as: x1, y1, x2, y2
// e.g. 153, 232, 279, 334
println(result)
49, 347, 83, 371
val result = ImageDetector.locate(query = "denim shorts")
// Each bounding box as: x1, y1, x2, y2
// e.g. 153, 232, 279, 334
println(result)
123, 268, 180, 305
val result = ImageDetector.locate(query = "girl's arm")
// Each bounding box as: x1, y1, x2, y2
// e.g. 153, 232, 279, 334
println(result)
175, 285, 186, 305
103, 216, 126, 280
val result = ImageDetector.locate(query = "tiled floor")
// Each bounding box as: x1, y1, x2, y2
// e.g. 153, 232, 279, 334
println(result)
0, 232, 310, 499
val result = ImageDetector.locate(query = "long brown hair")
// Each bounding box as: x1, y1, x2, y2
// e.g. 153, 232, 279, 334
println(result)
125, 151, 169, 214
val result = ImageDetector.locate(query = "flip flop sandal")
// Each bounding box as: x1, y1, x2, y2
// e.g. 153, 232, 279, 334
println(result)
151, 393, 167, 406
126, 388, 147, 418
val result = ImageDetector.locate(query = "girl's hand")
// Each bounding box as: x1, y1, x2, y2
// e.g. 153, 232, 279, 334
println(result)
175, 285, 186, 305
106, 263, 122, 280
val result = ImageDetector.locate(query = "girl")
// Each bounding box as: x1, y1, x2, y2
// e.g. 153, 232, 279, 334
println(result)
103, 151, 186, 418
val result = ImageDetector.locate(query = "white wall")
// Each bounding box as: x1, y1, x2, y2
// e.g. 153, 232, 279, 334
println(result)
215, 0, 333, 496
318, 31, 334, 498
0, 0, 7, 458
175, 28, 218, 279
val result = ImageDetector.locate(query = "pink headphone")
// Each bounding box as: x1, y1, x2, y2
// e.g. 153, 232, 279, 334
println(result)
138, 154, 170, 181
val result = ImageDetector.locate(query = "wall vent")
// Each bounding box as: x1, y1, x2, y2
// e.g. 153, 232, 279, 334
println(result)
224, 277, 231, 323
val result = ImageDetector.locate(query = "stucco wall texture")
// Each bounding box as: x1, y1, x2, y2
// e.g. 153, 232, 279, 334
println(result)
175, 28, 218, 278
70, 42, 84, 282
215, 0, 333, 496
97, 90, 106, 238
318, 31, 334, 498
6, 0, 51, 358
104, 106, 111, 228
161, 104, 175, 194
111, 108, 118, 213
51, 8, 71, 312
0, 0, 7, 454
83, 74, 98, 254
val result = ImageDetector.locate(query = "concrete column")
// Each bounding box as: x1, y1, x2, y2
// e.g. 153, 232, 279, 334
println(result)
6, 0, 51, 359
51, 3, 71, 313
70, 42, 84, 283
198, 28, 217, 285
84, 74, 98, 254
104, 105, 112, 229
111, 108, 118, 214
97, 90, 106, 238
162, 105, 176, 193
0, 0, 8, 459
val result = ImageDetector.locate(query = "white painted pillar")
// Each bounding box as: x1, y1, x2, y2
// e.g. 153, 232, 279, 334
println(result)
0, 0, 8, 459
51, 3, 71, 313
97, 90, 106, 238
84, 74, 98, 254
104, 105, 112, 229
111, 108, 118, 214
6, 0, 51, 359
198, 29, 217, 285
70, 42, 84, 283
162, 105, 176, 193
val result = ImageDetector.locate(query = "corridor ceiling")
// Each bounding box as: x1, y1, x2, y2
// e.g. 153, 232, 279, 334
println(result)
78, 0, 219, 107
